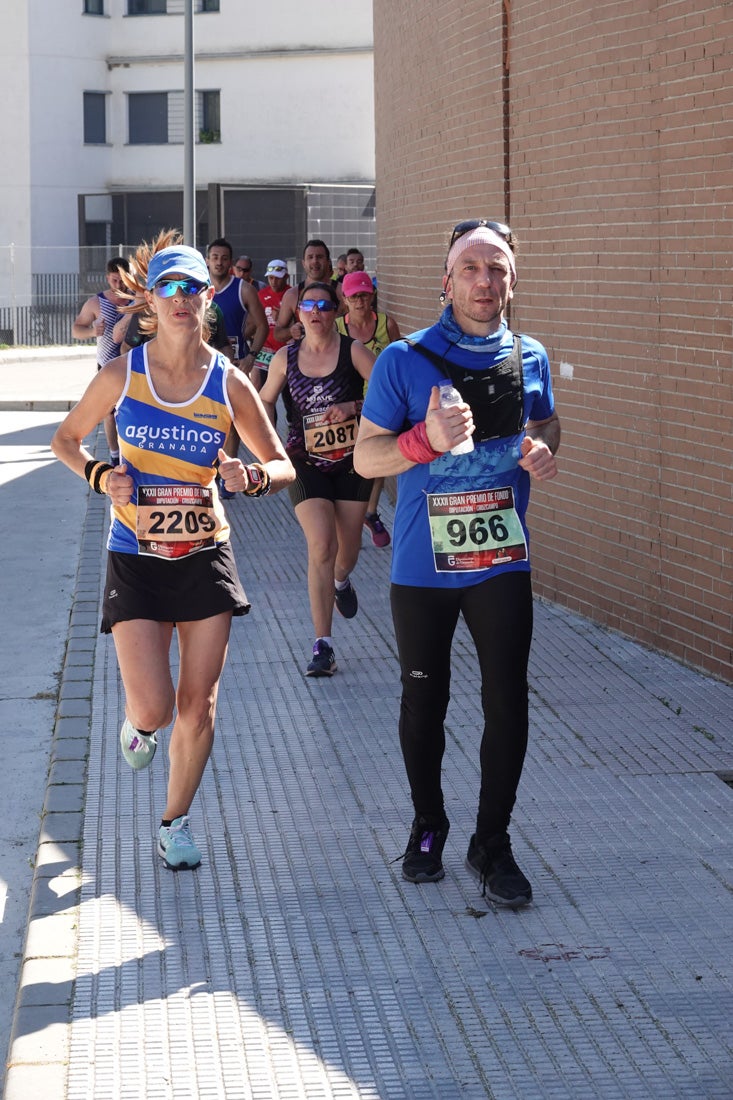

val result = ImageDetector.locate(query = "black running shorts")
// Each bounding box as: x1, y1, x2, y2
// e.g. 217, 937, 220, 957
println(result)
287, 456, 373, 508
101, 542, 250, 633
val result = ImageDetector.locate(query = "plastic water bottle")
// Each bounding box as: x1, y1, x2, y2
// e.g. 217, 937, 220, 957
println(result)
438, 378, 474, 455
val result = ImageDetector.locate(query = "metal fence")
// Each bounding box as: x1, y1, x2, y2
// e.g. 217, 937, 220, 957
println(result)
0, 304, 81, 347
0, 245, 134, 347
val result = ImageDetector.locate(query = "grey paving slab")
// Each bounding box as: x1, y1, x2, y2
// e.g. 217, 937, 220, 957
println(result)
5, 426, 733, 1099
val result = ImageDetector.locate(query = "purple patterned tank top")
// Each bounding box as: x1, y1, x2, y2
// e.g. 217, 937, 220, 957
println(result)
285, 335, 364, 470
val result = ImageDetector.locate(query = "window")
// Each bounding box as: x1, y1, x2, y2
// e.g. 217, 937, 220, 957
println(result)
199, 90, 220, 144
83, 0, 105, 13
128, 92, 168, 144
126, 0, 219, 13
128, 90, 220, 145
127, 0, 166, 14
84, 93, 107, 145
126, 1, 219, 14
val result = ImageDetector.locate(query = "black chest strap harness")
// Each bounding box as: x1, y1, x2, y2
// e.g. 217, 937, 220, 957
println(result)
405, 335, 525, 443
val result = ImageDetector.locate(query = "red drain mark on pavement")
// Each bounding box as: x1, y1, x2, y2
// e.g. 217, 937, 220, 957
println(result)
519, 944, 611, 963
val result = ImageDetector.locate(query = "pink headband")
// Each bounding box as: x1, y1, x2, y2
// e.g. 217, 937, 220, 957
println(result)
445, 227, 517, 283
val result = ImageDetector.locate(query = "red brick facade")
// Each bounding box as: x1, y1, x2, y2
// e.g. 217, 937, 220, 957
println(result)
373, 0, 732, 681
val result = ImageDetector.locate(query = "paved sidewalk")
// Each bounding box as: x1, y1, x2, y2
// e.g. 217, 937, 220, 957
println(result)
0, 405, 89, 1095
0, 345, 96, 410
3, 352, 733, 1099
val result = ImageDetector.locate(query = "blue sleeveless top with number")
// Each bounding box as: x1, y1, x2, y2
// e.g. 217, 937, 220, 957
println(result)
107, 343, 233, 555
213, 277, 247, 359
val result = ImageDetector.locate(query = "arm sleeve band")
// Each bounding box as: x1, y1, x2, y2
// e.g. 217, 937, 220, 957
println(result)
396, 421, 444, 465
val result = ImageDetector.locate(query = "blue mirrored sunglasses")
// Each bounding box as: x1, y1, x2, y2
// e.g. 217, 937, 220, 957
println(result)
153, 278, 209, 298
298, 298, 337, 313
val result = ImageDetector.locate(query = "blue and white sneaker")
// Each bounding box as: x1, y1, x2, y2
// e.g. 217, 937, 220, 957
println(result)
158, 815, 202, 871
120, 718, 157, 770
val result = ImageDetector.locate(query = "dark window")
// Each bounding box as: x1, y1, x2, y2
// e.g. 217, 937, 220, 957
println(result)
200, 0, 220, 10
83, 0, 105, 13
199, 90, 220, 143
128, 92, 168, 144
221, 188, 307, 275
83, 93, 106, 145
127, 0, 166, 14
84, 222, 110, 247
102, 189, 210, 250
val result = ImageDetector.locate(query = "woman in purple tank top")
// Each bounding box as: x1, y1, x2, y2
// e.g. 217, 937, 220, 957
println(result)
260, 281, 376, 678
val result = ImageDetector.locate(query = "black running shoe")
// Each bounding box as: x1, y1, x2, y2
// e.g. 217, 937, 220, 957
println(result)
334, 579, 358, 618
466, 832, 532, 908
306, 639, 337, 677
401, 814, 450, 883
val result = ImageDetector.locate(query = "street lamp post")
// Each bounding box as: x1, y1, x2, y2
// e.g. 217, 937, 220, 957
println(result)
183, 0, 195, 247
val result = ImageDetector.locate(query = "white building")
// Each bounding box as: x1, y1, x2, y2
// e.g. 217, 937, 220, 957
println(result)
0, 0, 375, 341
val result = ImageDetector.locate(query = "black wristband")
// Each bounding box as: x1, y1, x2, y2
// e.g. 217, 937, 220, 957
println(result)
84, 460, 113, 495
93, 463, 113, 494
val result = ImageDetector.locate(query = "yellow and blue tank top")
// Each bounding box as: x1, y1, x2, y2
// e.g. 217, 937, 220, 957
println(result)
108, 343, 233, 555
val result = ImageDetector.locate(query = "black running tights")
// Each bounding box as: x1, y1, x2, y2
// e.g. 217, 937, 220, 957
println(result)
390, 572, 533, 840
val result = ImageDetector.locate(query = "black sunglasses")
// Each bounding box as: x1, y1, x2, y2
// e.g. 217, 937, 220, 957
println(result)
449, 219, 514, 250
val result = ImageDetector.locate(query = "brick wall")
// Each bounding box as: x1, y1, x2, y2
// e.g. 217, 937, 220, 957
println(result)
373, 0, 732, 680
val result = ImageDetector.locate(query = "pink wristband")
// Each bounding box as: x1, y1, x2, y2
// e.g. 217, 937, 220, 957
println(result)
397, 420, 444, 464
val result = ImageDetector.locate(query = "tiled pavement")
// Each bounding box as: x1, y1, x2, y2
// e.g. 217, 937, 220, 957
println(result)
4, 422, 733, 1099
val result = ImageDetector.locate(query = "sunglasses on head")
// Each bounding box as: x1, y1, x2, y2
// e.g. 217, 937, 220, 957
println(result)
298, 298, 337, 313
153, 278, 209, 298
449, 219, 513, 250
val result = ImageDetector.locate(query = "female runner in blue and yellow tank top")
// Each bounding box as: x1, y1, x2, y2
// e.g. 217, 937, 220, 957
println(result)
52, 231, 294, 872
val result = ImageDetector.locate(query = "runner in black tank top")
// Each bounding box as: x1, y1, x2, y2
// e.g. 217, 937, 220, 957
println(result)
259, 281, 377, 677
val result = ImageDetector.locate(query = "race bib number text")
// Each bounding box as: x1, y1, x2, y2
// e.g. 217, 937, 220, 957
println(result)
303, 410, 358, 462
427, 486, 528, 572
136, 484, 219, 560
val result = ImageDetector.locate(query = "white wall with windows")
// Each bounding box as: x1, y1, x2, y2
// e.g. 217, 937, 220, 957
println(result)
0, 0, 375, 313
0, 5, 33, 301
